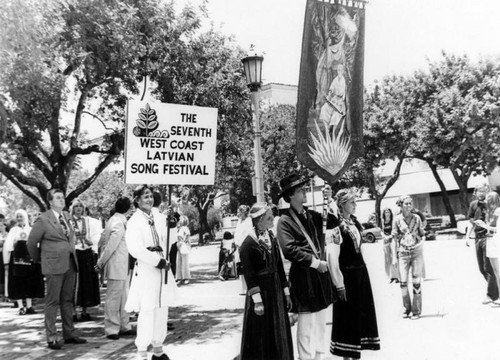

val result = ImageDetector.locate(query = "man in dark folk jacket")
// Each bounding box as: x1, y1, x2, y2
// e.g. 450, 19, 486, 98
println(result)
277, 173, 335, 360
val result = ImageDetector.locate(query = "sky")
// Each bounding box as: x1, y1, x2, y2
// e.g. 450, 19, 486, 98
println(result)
179, 0, 500, 86
85, 0, 500, 170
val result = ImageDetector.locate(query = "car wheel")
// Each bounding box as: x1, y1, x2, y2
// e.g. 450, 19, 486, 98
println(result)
365, 233, 375, 243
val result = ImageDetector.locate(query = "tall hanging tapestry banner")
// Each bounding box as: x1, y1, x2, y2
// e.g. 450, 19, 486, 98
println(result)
296, 0, 366, 184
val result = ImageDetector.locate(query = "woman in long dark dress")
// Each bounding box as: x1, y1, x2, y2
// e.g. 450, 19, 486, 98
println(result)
70, 199, 100, 321
3, 209, 44, 315
327, 190, 380, 360
239, 203, 294, 360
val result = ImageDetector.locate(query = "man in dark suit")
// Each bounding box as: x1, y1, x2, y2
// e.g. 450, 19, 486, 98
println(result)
27, 189, 87, 350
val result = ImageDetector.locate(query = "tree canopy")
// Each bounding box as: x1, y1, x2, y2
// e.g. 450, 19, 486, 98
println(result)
0, 0, 256, 213
409, 53, 500, 215
338, 54, 500, 225
260, 103, 311, 204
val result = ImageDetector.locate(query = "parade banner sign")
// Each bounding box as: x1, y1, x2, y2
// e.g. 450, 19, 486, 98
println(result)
125, 101, 218, 185
296, 0, 366, 184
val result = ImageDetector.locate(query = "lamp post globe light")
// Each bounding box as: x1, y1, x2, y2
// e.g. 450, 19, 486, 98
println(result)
241, 54, 265, 204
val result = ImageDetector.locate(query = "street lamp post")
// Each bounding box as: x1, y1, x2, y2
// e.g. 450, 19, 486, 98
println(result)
242, 54, 265, 204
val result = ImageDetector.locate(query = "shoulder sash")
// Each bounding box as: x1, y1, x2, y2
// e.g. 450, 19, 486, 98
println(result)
289, 211, 321, 260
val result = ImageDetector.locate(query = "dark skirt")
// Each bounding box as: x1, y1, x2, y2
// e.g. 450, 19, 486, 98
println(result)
0, 249, 4, 296
8, 255, 44, 300
240, 271, 293, 360
169, 242, 178, 276
331, 266, 380, 359
75, 248, 100, 307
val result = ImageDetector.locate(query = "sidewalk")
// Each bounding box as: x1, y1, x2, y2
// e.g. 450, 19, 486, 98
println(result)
3, 241, 500, 359
0, 245, 245, 360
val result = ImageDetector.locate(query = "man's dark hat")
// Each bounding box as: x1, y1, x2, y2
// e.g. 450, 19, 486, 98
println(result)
223, 231, 233, 240
279, 173, 308, 198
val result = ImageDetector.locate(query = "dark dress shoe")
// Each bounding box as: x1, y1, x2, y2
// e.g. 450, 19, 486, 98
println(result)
64, 337, 87, 344
80, 313, 92, 322
47, 341, 62, 350
119, 329, 136, 336
151, 354, 170, 360
106, 334, 120, 340
26, 307, 36, 315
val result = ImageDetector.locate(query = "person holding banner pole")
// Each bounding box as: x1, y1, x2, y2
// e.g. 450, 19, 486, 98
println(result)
125, 185, 176, 360
277, 173, 335, 360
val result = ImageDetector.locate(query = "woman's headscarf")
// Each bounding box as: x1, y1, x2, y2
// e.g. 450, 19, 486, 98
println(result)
15, 209, 30, 229
248, 203, 269, 220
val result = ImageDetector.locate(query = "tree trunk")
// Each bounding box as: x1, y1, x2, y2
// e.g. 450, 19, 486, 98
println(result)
367, 154, 406, 227
426, 161, 457, 227
196, 200, 211, 246
450, 166, 471, 215
374, 195, 382, 228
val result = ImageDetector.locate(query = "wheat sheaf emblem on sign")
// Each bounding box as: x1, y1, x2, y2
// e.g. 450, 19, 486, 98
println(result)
132, 103, 169, 138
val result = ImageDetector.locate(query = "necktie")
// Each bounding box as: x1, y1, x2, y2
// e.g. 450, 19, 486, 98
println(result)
59, 215, 69, 238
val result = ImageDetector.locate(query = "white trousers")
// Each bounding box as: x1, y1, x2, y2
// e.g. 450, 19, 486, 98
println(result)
297, 308, 329, 360
135, 306, 169, 352
104, 279, 131, 335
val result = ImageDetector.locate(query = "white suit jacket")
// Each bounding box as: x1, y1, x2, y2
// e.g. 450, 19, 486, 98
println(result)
97, 212, 128, 281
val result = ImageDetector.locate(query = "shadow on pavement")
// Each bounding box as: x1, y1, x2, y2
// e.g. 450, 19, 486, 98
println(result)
418, 312, 447, 319
167, 305, 243, 344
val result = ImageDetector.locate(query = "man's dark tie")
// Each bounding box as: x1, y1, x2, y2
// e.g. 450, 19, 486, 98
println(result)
59, 215, 69, 238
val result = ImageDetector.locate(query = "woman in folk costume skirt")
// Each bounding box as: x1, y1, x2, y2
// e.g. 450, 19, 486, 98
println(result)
69, 199, 100, 321
3, 209, 44, 315
125, 185, 177, 360
326, 190, 380, 360
239, 203, 294, 360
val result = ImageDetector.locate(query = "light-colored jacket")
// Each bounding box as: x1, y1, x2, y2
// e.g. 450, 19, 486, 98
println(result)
97, 212, 128, 281
125, 209, 177, 312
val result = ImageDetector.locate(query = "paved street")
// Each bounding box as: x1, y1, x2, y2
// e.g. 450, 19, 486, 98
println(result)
1, 239, 500, 360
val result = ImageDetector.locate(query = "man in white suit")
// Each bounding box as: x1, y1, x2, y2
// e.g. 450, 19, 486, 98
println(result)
95, 197, 134, 340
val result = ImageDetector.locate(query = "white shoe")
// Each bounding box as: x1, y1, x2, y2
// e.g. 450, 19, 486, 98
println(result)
482, 296, 494, 305
491, 299, 500, 307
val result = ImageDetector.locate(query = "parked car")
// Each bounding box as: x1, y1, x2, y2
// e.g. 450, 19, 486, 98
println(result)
424, 225, 436, 240
361, 222, 382, 243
